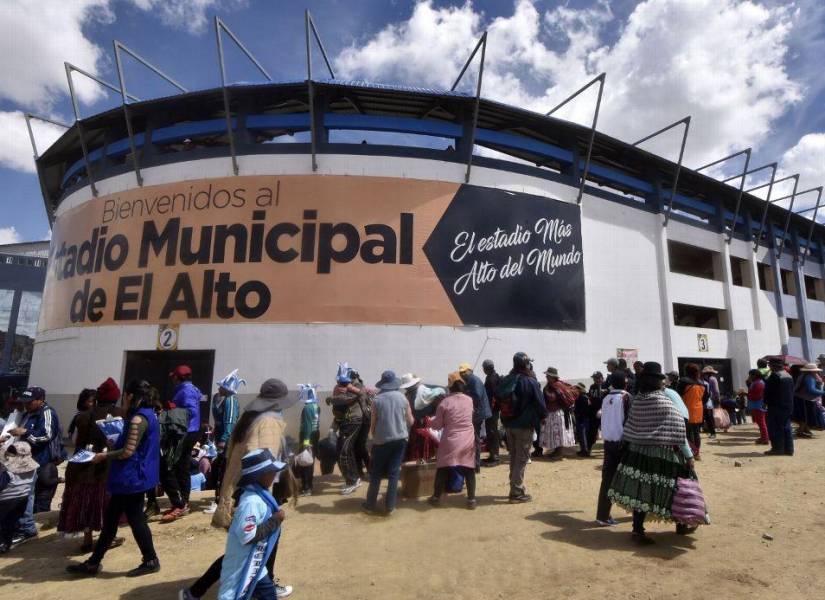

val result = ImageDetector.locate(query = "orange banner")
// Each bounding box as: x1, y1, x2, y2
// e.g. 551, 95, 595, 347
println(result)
40, 175, 462, 331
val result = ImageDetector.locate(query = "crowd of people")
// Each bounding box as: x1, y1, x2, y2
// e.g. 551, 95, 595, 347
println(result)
0, 350, 823, 599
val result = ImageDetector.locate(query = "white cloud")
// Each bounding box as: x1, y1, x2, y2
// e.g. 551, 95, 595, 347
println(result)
0, 226, 23, 245
0, 0, 114, 110
335, 0, 804, 168
0, 0, 243, 173
0, 111, 67, 174
130, 0, 246, 34
778, 133, 825, 212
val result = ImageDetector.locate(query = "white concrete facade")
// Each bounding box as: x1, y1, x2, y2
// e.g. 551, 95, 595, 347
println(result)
30, 152, 819, 429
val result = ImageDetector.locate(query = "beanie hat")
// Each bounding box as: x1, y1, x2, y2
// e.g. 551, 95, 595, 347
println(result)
97, 377, 121, 404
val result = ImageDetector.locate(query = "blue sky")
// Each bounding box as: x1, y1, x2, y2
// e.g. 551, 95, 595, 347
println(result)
1, 0, 824, 243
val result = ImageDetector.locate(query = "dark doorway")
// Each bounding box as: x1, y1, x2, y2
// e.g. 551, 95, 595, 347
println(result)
123, 350, 215, 411
677, 357, 734, 398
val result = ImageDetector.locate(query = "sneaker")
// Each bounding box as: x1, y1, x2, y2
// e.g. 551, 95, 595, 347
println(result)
275, 581, 293, 598
144, 503, 161, 518
361, 502, 376, 515
0, 543, 9, 554
595, 518, 618, 527
202, 502, 218, 515
160, 508, 185, 523
178, 588, 199, 600
126, 559, 160, 577
708, 434, 717, 440
340, 479, 361, 495
11, 531, 37, 546
299, 490, 312, 497
466, 498, 478, 510
66, 561, 101, 576
427, 495, 441, 507
481, 457, 501, 467
508, 494, 532, 504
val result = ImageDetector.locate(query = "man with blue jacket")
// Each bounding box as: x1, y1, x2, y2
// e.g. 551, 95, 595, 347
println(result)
2, 387, 61, 543
161, 365, 202, 522
498, 353, 548, 504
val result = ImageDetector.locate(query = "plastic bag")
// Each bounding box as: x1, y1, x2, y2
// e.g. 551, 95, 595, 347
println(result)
295, 448, 314, 467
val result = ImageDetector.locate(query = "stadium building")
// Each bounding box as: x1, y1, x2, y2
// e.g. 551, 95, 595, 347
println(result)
24, 17, 824, 425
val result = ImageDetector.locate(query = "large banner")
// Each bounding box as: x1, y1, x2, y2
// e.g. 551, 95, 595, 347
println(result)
40, 175, 585, 332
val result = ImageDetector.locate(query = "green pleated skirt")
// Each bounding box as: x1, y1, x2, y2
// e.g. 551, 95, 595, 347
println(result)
607, 443, 689, 521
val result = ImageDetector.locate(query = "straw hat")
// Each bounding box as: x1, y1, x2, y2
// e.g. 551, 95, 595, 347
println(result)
701, 366, 718, 375
399, 373, 422, 389
800, 363, 821, 372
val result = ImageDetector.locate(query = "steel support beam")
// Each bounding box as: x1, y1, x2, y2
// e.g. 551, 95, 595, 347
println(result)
215, 17, 273, 176
632, 116, 691, 226
788, 187, 824, 264
546, 73, 606, 205
774, 180, 802, 259
24, 113, 70, 226
695, 148, 752, 243
750, 169, 790, 252
799, 188, 824, 265
305, 10, 336, 173
451, 32, 487, 183
113, 40, 187, 187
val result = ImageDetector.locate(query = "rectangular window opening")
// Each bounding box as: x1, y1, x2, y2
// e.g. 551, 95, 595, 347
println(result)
729, 256, 751, 287
668, 240, 720, 281
787, 318, 802, 338
673, 303, 729, 330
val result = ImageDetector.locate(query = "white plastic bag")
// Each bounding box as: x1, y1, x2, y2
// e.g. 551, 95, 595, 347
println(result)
295, 448, 314, 467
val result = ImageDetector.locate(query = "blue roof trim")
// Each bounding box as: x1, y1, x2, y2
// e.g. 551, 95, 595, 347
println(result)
247, 114, 312, 130
474, 129, 574, 164
324, 113, 462, 138
62, 118, 236, 186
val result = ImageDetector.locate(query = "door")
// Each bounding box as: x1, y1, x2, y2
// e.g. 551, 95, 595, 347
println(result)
677, 357, 734, 398
123, 350, 215, 410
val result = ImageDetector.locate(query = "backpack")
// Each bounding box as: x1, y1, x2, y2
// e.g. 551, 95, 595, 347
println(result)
496, 374, 523, 420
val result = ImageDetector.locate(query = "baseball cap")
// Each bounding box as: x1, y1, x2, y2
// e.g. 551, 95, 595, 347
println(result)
20, 387, 45, 402
458, 362, 473, 373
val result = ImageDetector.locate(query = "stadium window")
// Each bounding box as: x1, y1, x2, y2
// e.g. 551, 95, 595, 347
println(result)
786, 318, 802, 337
668, 240, 720, 281
811, 322, 825, 340
780, 269, 797, 296
804, 275, 825, 301
672, 303, 729, 330
757, 263, 774, 291
729, 256, 751, 287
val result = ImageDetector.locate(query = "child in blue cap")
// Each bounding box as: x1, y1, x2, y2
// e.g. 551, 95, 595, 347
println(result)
218, 449, 286, 600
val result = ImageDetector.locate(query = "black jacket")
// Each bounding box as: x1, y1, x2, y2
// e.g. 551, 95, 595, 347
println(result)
764, 369, 794, 414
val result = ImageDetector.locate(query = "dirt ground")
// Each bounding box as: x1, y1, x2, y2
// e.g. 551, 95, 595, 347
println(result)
1, 425, 823, 600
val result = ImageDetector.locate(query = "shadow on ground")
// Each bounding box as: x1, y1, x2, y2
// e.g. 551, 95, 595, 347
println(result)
525, 509, 695, 559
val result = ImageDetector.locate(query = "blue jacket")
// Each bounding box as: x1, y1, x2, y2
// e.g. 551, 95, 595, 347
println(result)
501, 372, 549, 429
464, 373, 492, 424
212, 393, 240, 444
20, 403, 60, 466
173, 381, 202, 433
108, 407, 160, 495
